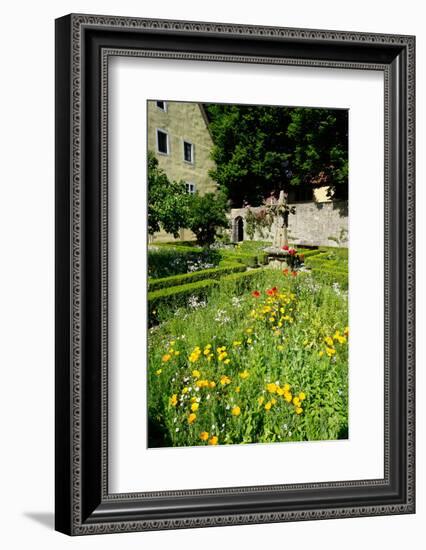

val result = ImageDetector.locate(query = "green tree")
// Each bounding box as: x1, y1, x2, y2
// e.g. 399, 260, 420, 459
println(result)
204, 104, 348, 206
147, 151, 191, 237
187, 192, 229, 247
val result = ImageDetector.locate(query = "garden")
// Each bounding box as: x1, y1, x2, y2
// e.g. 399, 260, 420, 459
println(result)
147, 102, 349, 448
147, 240, 348, 447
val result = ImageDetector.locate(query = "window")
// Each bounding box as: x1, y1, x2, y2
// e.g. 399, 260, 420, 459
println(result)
156, 129, 169, 154
183, 141, 194, 163
185, 182, 196, 194
156, 100, 167, 111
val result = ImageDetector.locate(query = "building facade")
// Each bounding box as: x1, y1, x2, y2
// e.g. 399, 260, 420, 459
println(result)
147, 100, 217, 242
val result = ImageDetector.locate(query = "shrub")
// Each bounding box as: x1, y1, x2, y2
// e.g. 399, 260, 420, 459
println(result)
148, 247, 221, 278
220, 268, 266, 293
187, 192, 229, 246
148, 262, 246, 291
148, 279, 218, 325
311, 268, 348, 290
220, 250, 259, 268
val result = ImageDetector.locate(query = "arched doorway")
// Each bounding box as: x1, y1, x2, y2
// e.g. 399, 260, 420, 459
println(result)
233, 216, 244, 242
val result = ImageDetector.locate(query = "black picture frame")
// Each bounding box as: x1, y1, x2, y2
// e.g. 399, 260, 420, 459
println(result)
55, 13, 415, 535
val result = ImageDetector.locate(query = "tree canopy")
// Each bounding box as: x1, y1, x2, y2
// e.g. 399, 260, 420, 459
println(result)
204, 104, 348, 207
147, 151, 191, 237
148, 151, 229, 246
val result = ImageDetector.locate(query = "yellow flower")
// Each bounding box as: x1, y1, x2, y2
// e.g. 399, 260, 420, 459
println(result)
299, 392, 306, 401
246, 328, 253, 334
247, 338, 253, 344
277, 345, 284, 351
209, 380, 216, 388
258, 396, 265, 405
233, 341, 242, 347
284, 392, 292, 403
174, 351, 180, 356
162, 354, 172, 362
324, 336, 334, 347
283, 383, 291, 392
235, 386, 240, 393
209, 435, 218, 445
169, 394, 178, 407
191, 402, 199, 412
170, 340, 176, 346
271, 398, 277, 405
295, 407, 303, 415
192, 370, 201, 379
264, 401, 272, 411
190, 396, 197, 403
188, 413, 197, 424
200, 431, 209, 441
224, 358, 231, 365
326, 347, 336, 357
220, 375, 231, 386
239, 370, 250, 380
182, 387, 189, 394
293, 397, 300, 406
266, 382, 277, 394
231, 406, 241, 416
319, 351, 324, 357
155, 369, 162, 375
276, 387, 284, 396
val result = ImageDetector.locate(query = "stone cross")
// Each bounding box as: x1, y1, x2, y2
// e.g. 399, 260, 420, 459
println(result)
272, 190, 289, 249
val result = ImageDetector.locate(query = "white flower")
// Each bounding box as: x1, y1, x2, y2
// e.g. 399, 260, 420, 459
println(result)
175, 428, 180, 432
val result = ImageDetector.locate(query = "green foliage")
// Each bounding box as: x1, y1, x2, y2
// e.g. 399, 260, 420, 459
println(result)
219, 268, 266, 293
204, 104, 348, 206
147, 152, 191, 236
311, 268, 348, 290
148, 262, 246, 292
186, 191, 229, 246
244, 208, 272, 240
148, 279, 218, 325
147, 247, 221, 279
148, 269, 348, 447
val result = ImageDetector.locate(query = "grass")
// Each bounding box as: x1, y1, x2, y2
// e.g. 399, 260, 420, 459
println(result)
148, 267, 348, 448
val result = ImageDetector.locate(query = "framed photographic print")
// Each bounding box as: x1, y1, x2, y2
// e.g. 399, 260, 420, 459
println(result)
55, 14, 415, 535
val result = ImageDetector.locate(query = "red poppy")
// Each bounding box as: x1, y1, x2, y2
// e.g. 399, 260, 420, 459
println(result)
252, 290, 260, 298
281, 245, 289, 251
289, 248, 296, 256
291, 271, 297, 277
266, 287, 278, 296
283, 268, 289, 276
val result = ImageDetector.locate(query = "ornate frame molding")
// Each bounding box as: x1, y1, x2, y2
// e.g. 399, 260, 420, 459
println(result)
55, 14, 415, 535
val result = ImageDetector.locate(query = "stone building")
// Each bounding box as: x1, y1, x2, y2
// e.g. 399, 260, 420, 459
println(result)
147, 100, 217, 242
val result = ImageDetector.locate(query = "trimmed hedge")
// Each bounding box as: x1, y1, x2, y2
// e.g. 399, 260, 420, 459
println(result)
298, 249, 322, 259
220, 250, 259, 268
148, 268, 266, 325
148, 262, 246, 291
148, 279, 218, 324
311, 267, 348, 290
219, 268, 265, 293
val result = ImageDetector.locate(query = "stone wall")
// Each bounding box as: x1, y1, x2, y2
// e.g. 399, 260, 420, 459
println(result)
230, 200, 348, 247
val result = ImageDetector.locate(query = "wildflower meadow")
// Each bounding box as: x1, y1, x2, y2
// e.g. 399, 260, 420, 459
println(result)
147, 245, 348, 448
